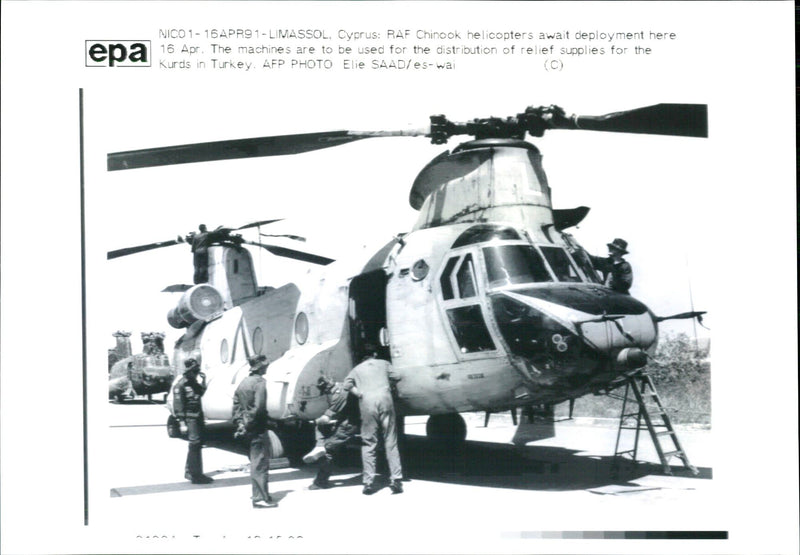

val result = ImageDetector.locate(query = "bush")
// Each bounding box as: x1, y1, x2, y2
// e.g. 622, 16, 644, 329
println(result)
648, 332, 710, 385
646, 332, 711, 425
557, 333, 711, 426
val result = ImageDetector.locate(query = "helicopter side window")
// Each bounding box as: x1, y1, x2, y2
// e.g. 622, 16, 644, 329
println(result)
571, 251, 603, 284
446, 305, 495, 353
456, 254, 477, 298
440, 257, 459, 301
540, 246, 581, 282
483, 245, 552, 287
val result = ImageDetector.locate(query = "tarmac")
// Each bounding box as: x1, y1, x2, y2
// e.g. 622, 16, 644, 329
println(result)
96, 400, 719, 554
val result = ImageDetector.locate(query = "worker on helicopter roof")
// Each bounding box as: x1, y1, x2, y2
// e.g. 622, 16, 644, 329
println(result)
581, 237, 633, 294
184, 224, 211, 284
184, 224, 246, 284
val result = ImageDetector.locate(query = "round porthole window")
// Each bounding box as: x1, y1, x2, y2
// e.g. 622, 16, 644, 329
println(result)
295, 312, 309, 345
411, 259, 429, 281
220, 338, 229, 363
252, 327, 264, 354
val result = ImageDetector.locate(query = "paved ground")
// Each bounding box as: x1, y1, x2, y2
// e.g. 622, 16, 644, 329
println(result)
96, 400, 718, 553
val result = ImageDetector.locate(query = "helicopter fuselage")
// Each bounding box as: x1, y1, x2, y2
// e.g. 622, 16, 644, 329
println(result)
165, 140, 658, 426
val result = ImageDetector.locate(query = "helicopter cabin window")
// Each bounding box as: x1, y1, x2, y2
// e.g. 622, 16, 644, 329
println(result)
446, 305, 495, 353
455, 254, 477, 298
440, 257, 459, 301
540, 246, 581, 282
482, 245, 552, 287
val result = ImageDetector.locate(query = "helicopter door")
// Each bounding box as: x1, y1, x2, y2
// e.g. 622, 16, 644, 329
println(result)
439, 252, 497, 357
348, 269, 389, 362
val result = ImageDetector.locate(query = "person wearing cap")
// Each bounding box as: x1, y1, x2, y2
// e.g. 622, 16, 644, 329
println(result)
344, 352, 404, 495
305, 379, 362, 490
233, 355, 277, 508
585, 238, 633, 294
173, 358, 213, 484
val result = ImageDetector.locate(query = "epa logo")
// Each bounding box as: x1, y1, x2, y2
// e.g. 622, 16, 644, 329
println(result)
85, 40, 151, 67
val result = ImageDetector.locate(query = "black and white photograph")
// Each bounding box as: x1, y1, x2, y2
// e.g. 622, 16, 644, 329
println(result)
1, 2, 797, 554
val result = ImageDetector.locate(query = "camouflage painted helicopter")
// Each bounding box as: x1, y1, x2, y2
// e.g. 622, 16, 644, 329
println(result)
107, 103, 707, 461
108, 331, 175, 402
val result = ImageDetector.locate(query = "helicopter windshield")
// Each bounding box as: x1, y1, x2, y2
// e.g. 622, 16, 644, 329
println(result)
483, 244, 552, 287
539, 246, 582, 282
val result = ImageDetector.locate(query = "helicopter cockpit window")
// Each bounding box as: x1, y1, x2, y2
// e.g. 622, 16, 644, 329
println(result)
440, 257, 459, 301
540, 246, 581, 282
483, 245, 552, 287
439, 252, 496, 354
572, 251, 603, 284
446, 305, 495, 353
452, 225, 522, 248
456, 254, 477, 298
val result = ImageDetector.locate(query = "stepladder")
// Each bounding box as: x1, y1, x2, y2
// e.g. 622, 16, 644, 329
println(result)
611, 370, 699, 476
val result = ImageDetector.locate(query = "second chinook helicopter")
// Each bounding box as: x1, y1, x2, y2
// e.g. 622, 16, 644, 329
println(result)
107, 103, 707, 461
108, 331, 175, 402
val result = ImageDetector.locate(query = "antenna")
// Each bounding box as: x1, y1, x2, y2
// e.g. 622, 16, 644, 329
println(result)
684, 252, 699, 350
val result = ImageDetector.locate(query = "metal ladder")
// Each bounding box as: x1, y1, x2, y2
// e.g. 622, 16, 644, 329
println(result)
611, 370, 698, 476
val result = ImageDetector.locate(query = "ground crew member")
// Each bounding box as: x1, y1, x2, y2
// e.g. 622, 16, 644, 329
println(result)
233, 355, 277, 508
173, 358, 213, 484
584, 237, 633, 294
305, 379, 362, 490
344, 353, 403, 495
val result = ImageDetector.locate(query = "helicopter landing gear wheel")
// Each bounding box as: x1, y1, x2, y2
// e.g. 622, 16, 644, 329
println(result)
425, 413, 467, 448
272, 421, 317, 467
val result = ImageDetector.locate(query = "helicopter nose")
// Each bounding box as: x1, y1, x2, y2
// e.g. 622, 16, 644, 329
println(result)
489, 286, 656, 386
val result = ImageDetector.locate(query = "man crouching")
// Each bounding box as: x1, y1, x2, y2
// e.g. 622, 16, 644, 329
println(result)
305, 378, 361, 489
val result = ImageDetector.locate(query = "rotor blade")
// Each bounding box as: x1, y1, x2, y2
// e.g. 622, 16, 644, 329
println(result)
260, 233, 306, 242
107, 239, 181, 260
162, 284, 192, 293
654, 310, 707, 323
236, 218, 284, 230
245, 240, 334, 265
107, 126, 431, 171
565, 104, 708, 137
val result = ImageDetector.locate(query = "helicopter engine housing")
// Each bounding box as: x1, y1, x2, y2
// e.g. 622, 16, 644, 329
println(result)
167, 284, 225, 328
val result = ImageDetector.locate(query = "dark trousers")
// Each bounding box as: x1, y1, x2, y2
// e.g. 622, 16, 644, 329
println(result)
249, 429, 272, 502
184, 417, 204, 478
193, 251, 209, 284
317, 422, 359, 482
360, 399, 403, 485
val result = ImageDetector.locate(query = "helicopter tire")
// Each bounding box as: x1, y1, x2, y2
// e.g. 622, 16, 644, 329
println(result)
425, 413, 467, 448
166, 415, 183, 439
272, 421, 317, 468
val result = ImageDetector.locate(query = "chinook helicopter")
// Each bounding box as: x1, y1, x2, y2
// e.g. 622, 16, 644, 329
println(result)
107, 103, 708, 461
108, 331, 175, 402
